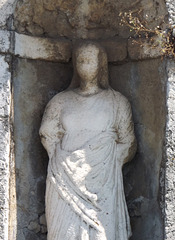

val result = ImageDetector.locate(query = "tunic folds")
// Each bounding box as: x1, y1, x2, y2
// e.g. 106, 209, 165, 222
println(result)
40, 88, 136, 240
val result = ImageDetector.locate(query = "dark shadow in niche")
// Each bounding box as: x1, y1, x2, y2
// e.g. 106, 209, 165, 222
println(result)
13, 57, 72, 240
109, 59, 166, 240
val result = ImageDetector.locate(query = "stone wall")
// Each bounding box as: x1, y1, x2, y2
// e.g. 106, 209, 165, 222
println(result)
0, 0, 16, 239
164, 1, 175, 239
14, 0, 167, 39
0, 54, 11, 240
165, 60, 175, 239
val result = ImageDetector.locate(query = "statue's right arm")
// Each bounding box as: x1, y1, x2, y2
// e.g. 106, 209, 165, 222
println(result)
39, 94, 64, 158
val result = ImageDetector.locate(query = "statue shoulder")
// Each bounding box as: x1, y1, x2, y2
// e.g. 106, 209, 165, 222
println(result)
110, 88, 130, 106
46, 90, 71, 109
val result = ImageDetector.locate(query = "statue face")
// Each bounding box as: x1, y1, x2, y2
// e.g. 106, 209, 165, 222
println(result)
76, 45, 99, 82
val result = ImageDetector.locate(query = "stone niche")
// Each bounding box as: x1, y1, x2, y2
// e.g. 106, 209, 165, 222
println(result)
12, 0, 168, 240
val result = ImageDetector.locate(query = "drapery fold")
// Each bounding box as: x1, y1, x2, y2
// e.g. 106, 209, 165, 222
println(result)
40, 89, 136, 240
46, 131, 131, 239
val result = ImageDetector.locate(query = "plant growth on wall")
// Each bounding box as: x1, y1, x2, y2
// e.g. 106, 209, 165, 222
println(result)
119, 10, 175, 58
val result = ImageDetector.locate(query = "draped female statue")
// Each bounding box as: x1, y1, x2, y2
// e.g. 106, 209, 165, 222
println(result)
39, 42, 137, 240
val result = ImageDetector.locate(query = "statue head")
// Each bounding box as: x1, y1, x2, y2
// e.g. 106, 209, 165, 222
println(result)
69, 42, 109, 89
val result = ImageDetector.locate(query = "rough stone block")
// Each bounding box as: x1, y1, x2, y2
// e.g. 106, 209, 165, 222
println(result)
128, 37, 162, 60
0, 0, 15, 28
166, 0, 175, 26
0, 121, 9, 239
15, 33, 72, 62
101, 39, 127, 62
14, 34, 128, 63
0, 55, 11, 240
0, 56, 11, 117
14, 0, 167, 39
165, 60, 175, 240
0, 30, 10, 53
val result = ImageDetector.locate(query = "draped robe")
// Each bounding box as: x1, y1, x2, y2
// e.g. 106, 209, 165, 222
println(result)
39, 88, 136, 240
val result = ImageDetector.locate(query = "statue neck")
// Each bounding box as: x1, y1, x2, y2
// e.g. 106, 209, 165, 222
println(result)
79, 80, 101, 95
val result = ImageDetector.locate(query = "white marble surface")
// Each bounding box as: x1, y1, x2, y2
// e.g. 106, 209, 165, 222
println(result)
40, 43, 136, 240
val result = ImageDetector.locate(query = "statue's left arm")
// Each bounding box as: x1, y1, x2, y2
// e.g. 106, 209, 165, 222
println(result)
115, 94, 137, 165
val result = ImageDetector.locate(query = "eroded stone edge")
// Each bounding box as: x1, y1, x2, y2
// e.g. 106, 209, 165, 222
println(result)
0, 56, 11, 240
164, 1, 175, 239
165, 60, 175, 240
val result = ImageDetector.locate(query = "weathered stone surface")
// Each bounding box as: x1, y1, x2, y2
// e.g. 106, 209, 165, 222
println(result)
109, 59, 166, 240
0, 30, 10, 53
39, 214, 46, 226
14, 33, 167, 62
166, 0, 175, 26
13, 32, 171, 63
15, 33, 71, 62
28, 221, 40, 233
165, 60, 175, 240
14, 33, 129, 63
128, 37, 162, 60
0, 0, 16, 28
0, 1, 14, 239
0, 55, 11, 240
164, 2, 175, 238
101, 39, 127, 62
40, 225, 47, 234
13, 58, 73, 240
140, 0, 168, 30
0, 56, 11, 117
14, 0, 167, 39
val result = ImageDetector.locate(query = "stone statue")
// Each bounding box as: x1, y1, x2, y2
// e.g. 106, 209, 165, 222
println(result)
39, 42, 137, 240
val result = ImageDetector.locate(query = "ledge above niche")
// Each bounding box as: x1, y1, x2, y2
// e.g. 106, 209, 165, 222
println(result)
14, 33, 72, 63
13, 33, 162, 63
14, 33, 128, 63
